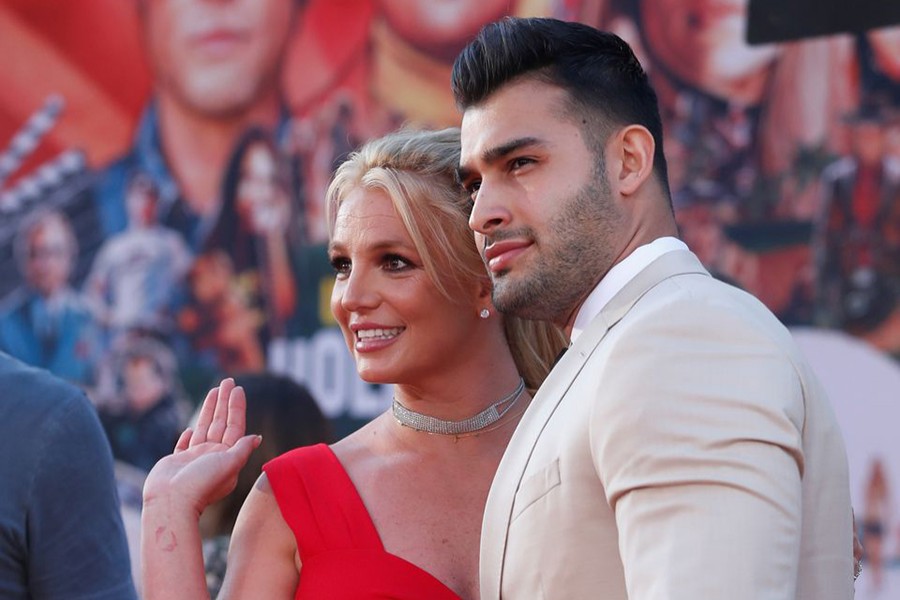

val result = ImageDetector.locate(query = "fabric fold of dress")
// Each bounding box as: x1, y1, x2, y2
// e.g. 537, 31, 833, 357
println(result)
264, 443, 462, 600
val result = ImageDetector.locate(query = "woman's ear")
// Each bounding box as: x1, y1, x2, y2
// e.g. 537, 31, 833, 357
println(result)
478, 276, 492, 299
475, 276, 494, 308
474, 276, 496, 317
614, 124, 655, 197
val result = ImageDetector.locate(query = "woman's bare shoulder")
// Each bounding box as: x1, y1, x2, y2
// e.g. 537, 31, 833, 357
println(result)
217, 473, 299, 599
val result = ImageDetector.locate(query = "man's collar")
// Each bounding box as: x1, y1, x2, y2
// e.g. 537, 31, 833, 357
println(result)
569, 237, 688, 343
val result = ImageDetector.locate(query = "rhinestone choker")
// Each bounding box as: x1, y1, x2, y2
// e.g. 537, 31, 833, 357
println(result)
392, 378, 526, 436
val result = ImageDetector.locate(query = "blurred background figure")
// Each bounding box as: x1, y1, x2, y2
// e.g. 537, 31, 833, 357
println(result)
288, 95, 364, 242
197, 372, 332, 597
861, 457, 893, 591
673, 181, 740, 282
365, 0, 517, 126
178, 250, 266, 375
87, 0, 309, 396
92, 0, 306, 249
616, 0, 856, 214
204, 127, 298, 343
0, 210, 98, 384
290, 0, 562, 244
94, 333, 189, 473
0, 351, 136, 599
569, 0, 860, 330
814, 100, 900, 353
84, 172, 193, 344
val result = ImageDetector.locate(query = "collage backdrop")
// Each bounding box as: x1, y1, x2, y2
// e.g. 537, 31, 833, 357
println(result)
1, 0, 898, 595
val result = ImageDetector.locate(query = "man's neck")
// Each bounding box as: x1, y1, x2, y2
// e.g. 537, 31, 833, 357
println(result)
155, 92, 282, 216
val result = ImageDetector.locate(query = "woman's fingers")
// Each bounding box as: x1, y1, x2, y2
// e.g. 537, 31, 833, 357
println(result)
173, 428, 193, 453
206, 378, 235, 443
222, 385, 247, 447
191, 386, 220, 445
224, 434, 263, 471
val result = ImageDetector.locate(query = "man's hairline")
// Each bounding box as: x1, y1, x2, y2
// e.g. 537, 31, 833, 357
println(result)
458, 74, 615, 167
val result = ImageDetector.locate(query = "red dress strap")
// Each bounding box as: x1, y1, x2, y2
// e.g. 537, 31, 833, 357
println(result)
263, 443, 383, 558
263, 443, 463, 599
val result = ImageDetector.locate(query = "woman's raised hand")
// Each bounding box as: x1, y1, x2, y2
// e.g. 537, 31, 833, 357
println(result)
143, 378, 261, 515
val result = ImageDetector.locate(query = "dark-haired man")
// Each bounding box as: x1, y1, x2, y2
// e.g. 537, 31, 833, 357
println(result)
453, 17, 854, 599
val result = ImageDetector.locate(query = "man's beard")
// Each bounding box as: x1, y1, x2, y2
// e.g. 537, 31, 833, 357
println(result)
489, 166, 621, 325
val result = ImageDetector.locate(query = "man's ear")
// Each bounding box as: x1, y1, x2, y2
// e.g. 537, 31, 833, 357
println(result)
612, 125, 655, 197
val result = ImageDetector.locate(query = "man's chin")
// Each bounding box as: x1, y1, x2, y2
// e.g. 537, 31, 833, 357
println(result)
179, 77, 264, 117
492, 280, 533, 317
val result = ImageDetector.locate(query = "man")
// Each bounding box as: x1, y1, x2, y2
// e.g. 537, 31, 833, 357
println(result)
93, 0, 303, 250
0, 210, 98, 384
85, 173, 192, 339
0, 351, 136, 598
452, 18, 854, 598
814, 100, 900, 347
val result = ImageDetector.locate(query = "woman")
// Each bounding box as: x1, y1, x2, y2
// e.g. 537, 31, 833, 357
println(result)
204, 127, 298, 343
141, 128, 566, 599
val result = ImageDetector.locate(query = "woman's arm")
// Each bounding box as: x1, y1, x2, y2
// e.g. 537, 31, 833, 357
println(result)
217, 473, 301, 598
140, 379, 261, 600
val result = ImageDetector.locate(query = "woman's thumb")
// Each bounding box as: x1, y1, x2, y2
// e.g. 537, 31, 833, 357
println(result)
226, 434, 262, 465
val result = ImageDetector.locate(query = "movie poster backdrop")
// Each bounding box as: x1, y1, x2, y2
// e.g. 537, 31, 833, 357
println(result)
1, 1, 899, 592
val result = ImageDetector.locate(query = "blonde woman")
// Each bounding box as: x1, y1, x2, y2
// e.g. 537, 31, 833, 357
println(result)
141, 128, 565, 600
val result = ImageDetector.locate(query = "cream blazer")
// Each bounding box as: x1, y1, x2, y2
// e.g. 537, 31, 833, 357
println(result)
481, 250, 853, 599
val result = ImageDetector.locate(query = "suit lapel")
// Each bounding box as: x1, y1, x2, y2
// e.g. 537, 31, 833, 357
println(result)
480, 250, 709, 599
481, 312, 612, 599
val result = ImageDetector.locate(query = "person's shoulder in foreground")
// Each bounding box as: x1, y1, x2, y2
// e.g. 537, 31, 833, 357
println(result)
0, 352, 137, 600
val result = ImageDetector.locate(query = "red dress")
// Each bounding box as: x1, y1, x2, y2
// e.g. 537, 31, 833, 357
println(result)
263, 444, 463, 600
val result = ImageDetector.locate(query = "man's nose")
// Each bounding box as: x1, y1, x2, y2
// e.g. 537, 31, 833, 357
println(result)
468, 180, 511, 235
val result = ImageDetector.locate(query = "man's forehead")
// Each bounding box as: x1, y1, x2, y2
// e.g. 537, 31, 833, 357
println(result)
459, 108, 486, 162
459, 105, 528, 162
459, 82, 570, 151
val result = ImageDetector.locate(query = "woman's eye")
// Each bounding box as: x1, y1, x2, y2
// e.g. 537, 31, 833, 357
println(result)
330, 257, 350, 277
383, 254, 412, 272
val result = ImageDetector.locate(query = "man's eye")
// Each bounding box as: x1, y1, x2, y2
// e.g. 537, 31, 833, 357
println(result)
511, 157, 533, 170
466, 181, 481, 200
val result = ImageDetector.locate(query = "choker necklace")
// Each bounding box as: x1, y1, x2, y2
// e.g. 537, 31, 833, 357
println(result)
392, 378, 526, 436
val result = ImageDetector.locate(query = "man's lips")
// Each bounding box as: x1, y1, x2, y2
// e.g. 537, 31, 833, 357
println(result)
191, 28, 249, 55
482, 239, 532, 273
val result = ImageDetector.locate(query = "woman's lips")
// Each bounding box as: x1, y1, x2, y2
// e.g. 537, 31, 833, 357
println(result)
352, 326, 405, 352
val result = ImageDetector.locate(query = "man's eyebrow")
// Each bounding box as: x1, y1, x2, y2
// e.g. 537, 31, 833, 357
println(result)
457, 136, 544, 184
482, 137, 542, 164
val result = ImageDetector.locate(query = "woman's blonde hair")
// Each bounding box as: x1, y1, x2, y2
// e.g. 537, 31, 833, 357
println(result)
326, 128, 566, 390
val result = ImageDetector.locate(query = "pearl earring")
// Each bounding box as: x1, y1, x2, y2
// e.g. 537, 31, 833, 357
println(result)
479, 308, 490, 319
